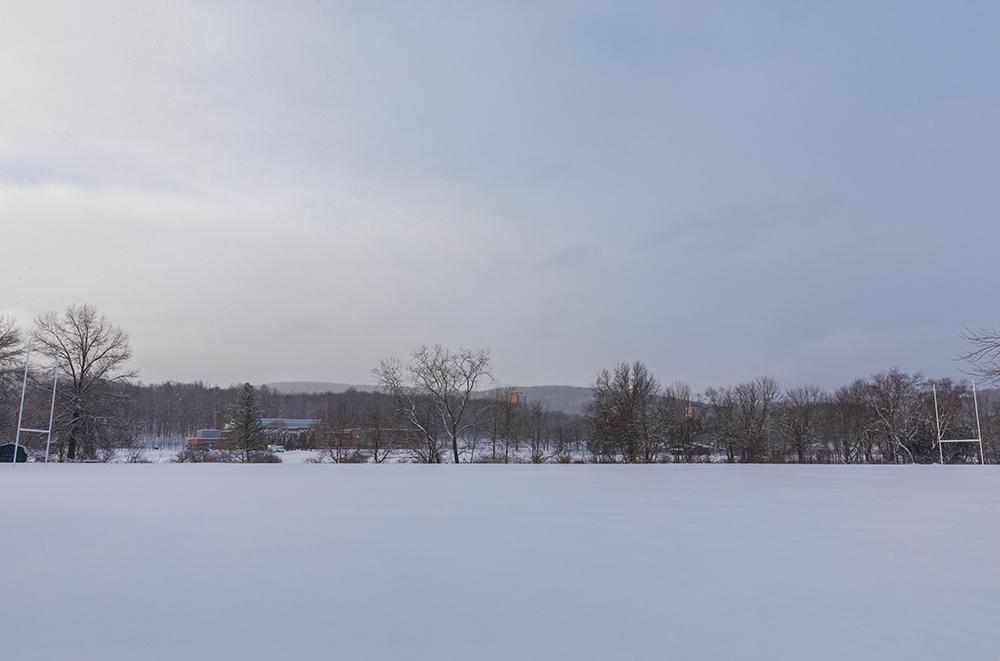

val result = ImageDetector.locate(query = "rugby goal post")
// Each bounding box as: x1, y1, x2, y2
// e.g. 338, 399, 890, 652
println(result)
932, 381, 985, 465
11, 340, 59, 465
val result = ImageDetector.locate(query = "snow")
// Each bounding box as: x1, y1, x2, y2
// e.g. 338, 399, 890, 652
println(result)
1, 465, 997, 660
125, 447, 587, 464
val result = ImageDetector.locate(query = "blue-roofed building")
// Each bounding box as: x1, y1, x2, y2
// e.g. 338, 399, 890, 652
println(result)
186, 419, 321, 450
260, 418, 321, 432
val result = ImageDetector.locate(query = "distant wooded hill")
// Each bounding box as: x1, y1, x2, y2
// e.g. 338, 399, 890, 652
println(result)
267, 381, 372, 395
267, 382, 594, 415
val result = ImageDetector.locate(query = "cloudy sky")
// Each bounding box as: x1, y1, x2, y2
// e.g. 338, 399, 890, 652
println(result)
2, 2, 998, 389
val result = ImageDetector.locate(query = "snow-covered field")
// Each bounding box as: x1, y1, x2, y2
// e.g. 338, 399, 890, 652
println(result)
2, 465, 997, 661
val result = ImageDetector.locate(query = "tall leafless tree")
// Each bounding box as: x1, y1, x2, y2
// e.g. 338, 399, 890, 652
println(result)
661, 381, 704, 462
705, 385, 739, 463
863, 369, 922, 464
364, 404, 395, 463
524, 401, 549, 463
586, 361, 662, 463
32, 304, 136, 460
780, 385, 827, 463
733, 377, 780, 463
485, 387, 521, 463
830, 381, 875, 463
374, 345, 493, 463
0, 315, 24, 438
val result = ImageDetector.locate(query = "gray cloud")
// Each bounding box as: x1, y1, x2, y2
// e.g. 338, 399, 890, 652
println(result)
2, 1, 998, 390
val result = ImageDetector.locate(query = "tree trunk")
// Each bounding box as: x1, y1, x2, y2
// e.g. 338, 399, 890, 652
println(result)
67, 407, 82, 460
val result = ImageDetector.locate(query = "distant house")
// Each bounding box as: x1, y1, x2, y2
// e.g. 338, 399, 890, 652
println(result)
185, 429, 228, 451
0, 443, 28, 463
684, 404, 702, 421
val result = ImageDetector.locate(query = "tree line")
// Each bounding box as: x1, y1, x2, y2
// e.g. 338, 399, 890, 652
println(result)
2, 305, 998, 463
586, 362, 997, 464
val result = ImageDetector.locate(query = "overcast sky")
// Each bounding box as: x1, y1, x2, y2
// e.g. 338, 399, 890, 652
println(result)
2, 2, 998, 390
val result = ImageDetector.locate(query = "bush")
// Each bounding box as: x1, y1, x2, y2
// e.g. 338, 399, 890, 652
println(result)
249, 451, 282, 463
472, 455, 529, 464
337, 451, 368, 463
472, 455, 505, 464
173, 449, 230, 463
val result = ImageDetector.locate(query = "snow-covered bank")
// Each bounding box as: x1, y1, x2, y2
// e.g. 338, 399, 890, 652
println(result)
2, 465, 997, 660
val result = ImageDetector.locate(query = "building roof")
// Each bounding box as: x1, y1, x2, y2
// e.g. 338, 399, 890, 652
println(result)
260, 418, 321, 429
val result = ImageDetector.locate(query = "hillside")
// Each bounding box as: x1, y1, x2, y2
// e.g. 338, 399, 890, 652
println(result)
267, 381, 372, 395
502, 385, 593, 415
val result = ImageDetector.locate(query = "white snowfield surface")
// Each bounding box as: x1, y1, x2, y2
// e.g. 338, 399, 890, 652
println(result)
1, 465, 997, 661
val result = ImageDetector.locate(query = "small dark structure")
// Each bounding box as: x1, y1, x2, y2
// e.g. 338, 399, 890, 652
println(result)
0, 443, 28, 463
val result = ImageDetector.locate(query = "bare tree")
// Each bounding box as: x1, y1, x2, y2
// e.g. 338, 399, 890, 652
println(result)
0, 315, 23, 436
962, 328, 1000, 384
319, 399, 353, 462
780, 386, 827, 463
830, 381, 876, 463
976, 390, 999, 464
733, 377, 780, 463
661, 381, 704, 462
374, 345, 493, 463
0, 314, 21, 375
586, 362, 662, 463
524, 401, 549, 463
484, 387, 522, 463
863, 369, 922, 464
550, 414, 584, 462
375, 358, 444, 463
32, 304, 136, 460
706, 385, 739, 463
483, 387, 516, 462
366, 404, 395, 464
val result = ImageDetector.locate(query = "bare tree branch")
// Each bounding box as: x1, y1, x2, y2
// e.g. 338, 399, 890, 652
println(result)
961, 327, 1000, 385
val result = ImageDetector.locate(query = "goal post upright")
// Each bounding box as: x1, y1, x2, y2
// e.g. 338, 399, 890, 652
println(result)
933, 384, 943, 465
11, 340, 32, 466
972, 380, 984, 466
44, 369, 59, 463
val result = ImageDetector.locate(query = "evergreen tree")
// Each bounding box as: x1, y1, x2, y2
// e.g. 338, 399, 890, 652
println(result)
229, 383, 264, 462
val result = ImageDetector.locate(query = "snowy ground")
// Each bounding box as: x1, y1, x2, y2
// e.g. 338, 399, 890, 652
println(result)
124, 447, 593, 464
127, 447, 325, 463
1, 465, 997, 661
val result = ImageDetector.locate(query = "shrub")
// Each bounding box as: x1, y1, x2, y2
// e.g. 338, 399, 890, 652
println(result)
249, 451, 282, 464
337, 451, 368, 464
173, 449, 230, 463
472, 455, 506, 464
